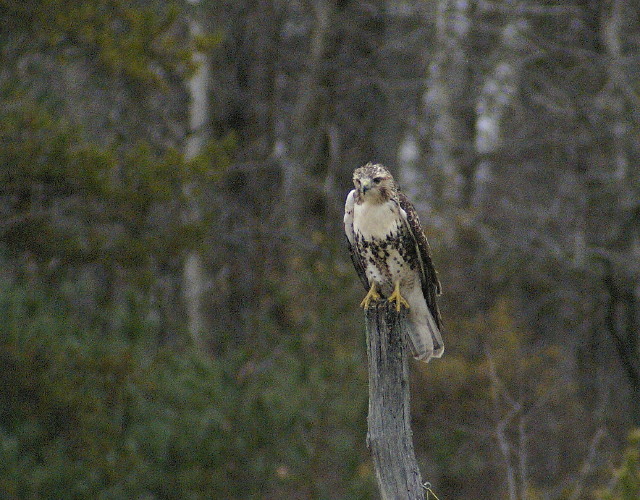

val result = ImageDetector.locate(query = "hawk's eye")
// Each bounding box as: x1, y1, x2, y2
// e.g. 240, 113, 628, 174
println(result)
373, 177, 383, 184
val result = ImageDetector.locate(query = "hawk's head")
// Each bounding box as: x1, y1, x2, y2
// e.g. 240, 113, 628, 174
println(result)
352, 163, 396, 204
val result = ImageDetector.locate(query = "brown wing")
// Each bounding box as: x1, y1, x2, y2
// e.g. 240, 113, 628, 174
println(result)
397, 192, 443, 329
347, 236, 369, 290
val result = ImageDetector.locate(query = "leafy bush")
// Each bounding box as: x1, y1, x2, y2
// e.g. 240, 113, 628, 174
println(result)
0, 280, 374, 499
597, 430, 640, 500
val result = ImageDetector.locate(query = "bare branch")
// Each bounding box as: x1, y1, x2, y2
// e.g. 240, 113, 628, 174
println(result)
567, 427, 607, 500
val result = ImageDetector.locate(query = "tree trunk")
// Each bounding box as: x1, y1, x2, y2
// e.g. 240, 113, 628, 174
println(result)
182, 2, 210, 348
424, 0, 475, 208
473, 17, 529, 208
365, 302, 425, 500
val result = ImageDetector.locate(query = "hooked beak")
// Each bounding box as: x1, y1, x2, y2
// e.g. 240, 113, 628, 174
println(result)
361, 180, 372, 193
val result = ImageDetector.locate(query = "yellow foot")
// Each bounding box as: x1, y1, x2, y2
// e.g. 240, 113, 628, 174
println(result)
388, 281, 410, 312
360, 282, 381, 309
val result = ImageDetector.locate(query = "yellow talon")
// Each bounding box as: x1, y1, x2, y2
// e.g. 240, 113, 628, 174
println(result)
360, 282, 381, 309
388, 281, 410, 312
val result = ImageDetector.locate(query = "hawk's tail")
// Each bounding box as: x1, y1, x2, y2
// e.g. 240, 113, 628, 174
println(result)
406, 299, 444, 363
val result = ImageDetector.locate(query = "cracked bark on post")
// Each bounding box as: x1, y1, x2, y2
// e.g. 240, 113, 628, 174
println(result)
365, 302, 424, 500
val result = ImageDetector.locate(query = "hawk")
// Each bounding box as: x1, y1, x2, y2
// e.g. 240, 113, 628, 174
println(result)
344, 163, 443, 362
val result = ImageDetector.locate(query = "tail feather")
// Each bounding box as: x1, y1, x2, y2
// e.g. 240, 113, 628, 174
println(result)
407, 308, 444, 363
405, 284, 444, 363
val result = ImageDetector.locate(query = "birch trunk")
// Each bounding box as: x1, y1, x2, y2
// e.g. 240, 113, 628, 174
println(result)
424, 0, 474, 208
473, 16, 529, 207
182, 1, 210, 348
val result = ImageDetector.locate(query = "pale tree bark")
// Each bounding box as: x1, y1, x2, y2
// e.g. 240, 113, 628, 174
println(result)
602, 0, 632, 181
424, 0, 475, 208
398, 132, 423, 203
182, 0, 210, 348
473, 15, 530, 208
281, 0, 335, 226
488, 353, 520, 500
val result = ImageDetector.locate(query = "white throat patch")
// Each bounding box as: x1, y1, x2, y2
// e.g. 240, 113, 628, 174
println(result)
353, 199, 401, 240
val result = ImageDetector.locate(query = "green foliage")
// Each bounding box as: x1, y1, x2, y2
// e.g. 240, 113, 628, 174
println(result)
227, 232, 377, 499
0, 281, 218, 498
0, 95, 233, 273
0, 0, 232, 283
597, 430, 640, 500
0, 278, 374, 499
412, 298, 594, 498
1, 0, 194, 86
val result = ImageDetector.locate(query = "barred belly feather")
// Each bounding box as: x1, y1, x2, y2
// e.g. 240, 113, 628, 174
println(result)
353, 200, 416, 297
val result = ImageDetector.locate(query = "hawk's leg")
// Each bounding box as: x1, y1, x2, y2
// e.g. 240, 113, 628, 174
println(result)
360, 282, 381, 309
388, 281, 410, 312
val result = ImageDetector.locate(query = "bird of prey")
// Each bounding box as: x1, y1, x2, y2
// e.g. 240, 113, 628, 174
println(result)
344, 162, 443, 362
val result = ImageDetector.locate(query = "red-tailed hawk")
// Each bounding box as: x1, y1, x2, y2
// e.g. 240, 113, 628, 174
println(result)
344, 163, 443, 362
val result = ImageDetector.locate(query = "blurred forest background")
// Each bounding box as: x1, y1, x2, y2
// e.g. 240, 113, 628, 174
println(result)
1, 0, 639, 498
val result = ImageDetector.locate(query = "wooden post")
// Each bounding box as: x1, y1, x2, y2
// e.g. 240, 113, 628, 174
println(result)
365, 301, 425, 500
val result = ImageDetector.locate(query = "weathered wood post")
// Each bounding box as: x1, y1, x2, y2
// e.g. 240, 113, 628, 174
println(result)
365, 301, 425, 500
